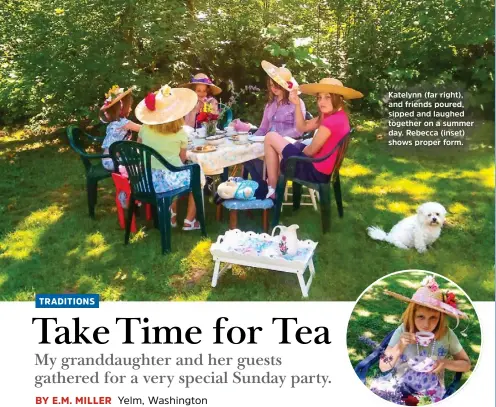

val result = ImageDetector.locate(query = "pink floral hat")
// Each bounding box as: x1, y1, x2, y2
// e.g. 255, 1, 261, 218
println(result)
384, 275, 468, 321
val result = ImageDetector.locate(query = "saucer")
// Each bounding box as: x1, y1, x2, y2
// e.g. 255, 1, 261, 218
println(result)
248, 135, 265, 143
407, 356, 435, 373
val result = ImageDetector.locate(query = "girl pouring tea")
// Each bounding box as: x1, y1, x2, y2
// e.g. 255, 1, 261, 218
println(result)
375, 275, 471, 403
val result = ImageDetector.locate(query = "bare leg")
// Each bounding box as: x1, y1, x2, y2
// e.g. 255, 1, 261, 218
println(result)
185, 193, 199, 226
170, 200, 177, 224
264, 132, 291, 189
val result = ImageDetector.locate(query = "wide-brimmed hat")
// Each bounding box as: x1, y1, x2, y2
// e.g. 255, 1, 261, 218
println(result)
299, 78, 363, 99
179, 73, 222, 95
135, 85, 197, 125
101, 85, 134, 110
261, 60, 299, 92
384, 275, 468, 322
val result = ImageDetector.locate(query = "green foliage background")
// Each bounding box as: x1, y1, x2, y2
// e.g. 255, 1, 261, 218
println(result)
0, 0, 494, 126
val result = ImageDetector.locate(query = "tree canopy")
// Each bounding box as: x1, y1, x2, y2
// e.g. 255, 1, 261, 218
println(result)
0, 0, 494, 126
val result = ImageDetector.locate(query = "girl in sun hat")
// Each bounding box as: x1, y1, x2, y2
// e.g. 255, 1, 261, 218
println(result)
243, 60, 306, 183
179, 73, 221, 128
373, 275, 471, 404
263, 77, 362, 198
134, 85, 202, 230
100, 85, 141, 171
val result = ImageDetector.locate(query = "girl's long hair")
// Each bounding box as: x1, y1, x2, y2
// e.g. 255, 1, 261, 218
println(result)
316, 93, 346, 125
266, 77, 290, 105
148, 117, 185, 135
402, 303, 448, 340
102, 93, 133, 122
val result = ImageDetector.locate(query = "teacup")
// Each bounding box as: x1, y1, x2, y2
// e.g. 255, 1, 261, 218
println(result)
415, 331, 435, 346
195, 127, 207, 138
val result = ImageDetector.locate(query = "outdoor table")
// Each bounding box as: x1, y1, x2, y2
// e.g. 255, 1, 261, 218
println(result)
210, 229, 318, 297
186, 136, 264, 176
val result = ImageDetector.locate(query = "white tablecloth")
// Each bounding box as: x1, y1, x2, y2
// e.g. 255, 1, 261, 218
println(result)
186, 138, 264, 176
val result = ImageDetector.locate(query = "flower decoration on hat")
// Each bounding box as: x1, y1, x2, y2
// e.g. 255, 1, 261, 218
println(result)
104, 85, 124, 105
144, 93, 156, 111
444, 291, 457, 308
161, 84, 172, 97
287, 81, 293, 89
421, 275, 439, 292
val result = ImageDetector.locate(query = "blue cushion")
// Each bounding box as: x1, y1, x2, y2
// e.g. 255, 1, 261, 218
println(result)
222, 199, 274, 210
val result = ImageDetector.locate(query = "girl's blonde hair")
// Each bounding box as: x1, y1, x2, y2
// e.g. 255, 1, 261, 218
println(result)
149, 117, 185, 134
402, 303, 448, 340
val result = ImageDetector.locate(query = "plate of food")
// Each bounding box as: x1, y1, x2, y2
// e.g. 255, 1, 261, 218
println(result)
192, 145, 217, 153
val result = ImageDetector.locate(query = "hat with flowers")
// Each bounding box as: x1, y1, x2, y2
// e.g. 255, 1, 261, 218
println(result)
384, 275, 468, 321
101, 85, 134, 110
135, 84, 197, 125
261, 60, 300, 93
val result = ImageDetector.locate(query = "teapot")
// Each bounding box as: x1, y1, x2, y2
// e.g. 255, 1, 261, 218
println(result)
272, 224, 299, 256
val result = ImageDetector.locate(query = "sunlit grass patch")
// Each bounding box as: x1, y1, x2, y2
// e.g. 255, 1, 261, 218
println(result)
0, 205, 63, 260
341, 162, 373, 178
387, 201, 414, 215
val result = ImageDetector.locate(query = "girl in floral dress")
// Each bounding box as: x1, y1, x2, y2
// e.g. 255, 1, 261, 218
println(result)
100, 85, 141, 171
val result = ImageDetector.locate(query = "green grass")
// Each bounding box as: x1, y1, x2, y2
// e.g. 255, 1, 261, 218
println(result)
0, 120, 494, 301
346, 271, 481, 392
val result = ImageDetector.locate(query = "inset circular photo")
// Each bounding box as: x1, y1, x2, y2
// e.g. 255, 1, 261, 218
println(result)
347, 270, 481, 405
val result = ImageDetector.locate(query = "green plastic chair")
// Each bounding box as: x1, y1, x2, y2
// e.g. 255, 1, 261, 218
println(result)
109, 141, 206, 254
271, 130, 353, 234
66, 125, 112, 218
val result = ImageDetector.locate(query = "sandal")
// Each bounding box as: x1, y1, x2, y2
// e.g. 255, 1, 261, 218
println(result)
170, 207, 177, 228
266, 186, 276, 199
183, 218, 201, 231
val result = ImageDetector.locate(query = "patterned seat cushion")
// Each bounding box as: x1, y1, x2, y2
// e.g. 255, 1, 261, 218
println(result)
222, 199, 274, 210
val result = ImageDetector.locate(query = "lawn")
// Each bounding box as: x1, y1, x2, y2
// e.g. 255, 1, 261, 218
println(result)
0, 119, 494, 301
346, 271, 481, 396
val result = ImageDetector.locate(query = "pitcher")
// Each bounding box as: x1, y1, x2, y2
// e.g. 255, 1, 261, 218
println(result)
272, 224, 299, 256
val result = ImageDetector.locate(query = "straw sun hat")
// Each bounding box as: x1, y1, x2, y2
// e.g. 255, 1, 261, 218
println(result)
384, 275, 468, 322
261, 60, 300, 92
179, 73, 222, 95
101, 85, 134, 110
299, 78, 364, 99
135, 85, 198, 125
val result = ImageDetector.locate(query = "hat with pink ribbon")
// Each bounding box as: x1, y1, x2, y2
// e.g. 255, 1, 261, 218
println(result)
384, 275, 468, 325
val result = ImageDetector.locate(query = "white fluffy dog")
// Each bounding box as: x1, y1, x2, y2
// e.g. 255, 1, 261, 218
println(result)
367, 202, 447, 253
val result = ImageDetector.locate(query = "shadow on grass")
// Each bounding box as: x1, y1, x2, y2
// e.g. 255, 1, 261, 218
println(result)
0, 123, 494, 300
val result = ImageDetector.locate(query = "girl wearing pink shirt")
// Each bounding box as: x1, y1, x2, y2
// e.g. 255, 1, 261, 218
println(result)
264, 78, 363, 198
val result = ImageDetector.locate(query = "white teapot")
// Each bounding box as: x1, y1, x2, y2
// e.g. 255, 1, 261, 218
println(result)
272, 224, 299, 256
